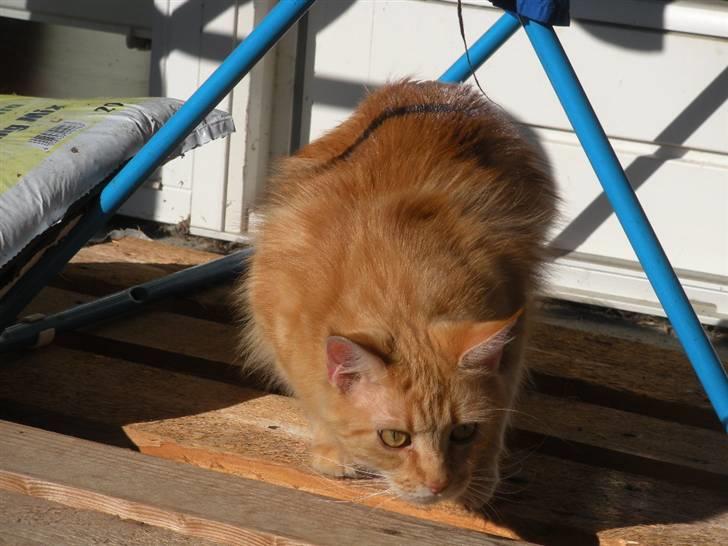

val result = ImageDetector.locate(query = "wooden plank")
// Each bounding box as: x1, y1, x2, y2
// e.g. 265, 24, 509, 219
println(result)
48, 237, 728, 382
0, 421, 519, 546
39, 238, 234, 322
127, 409, 728, 545
5, 333, 726, 485
0, 489, 214, 545
2, 346, 726, 545
0, 347, 519, 541
72, 234, 221, 268
4, 343, 725, 484
21, 287, 241, 370
528, 321, 714, 412
10, 236, 726, 544
120, 399, 728, 546
513, 392, 728, 478
22, 282, 721, 427
42, 239, 723, 414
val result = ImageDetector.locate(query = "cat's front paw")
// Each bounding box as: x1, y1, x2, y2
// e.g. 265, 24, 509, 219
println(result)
310, 443, 358, 478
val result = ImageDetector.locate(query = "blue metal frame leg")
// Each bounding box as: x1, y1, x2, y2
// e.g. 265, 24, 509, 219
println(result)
519, 18, 728, 431
440, 11, 728, 431
0, 0, 315, 332
0, 249, 252, 352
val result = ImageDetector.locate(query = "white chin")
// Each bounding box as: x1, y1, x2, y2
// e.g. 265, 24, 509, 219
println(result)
403, 488, 460, 505
406, 493, 441, 505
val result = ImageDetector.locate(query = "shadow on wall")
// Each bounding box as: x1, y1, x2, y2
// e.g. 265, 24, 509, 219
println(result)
574, 0, 670, 52
298, 0, 727, 258
547, 0, 728, 253
9, 0, 726, 257
14, 0, 360, 130
549, 64, 728, 254
145, 0, 246, 95
144, 0, 357, 98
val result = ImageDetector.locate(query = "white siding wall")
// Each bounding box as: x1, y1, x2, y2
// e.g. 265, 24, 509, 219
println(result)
2, 0, 726, 323
298, 0, 728, 324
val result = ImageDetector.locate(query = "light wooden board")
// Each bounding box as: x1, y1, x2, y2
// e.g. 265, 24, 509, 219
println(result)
0, 347, 518, 541
2, 346, 726, 545
0, 489, 215, 546
6, 237, 727, 545
0, 420, 520, 546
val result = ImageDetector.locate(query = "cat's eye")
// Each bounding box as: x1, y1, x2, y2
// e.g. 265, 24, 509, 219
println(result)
378, 429, 411, 448
450, 423, 478, 443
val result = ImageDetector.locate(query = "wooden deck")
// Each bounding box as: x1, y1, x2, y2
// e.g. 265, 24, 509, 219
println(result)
1, 238, 726, 545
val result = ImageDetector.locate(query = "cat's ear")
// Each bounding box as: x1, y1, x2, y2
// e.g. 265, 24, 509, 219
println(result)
326, 336, 386, 393
430, 309, 523, 374
457, 309, 523, 373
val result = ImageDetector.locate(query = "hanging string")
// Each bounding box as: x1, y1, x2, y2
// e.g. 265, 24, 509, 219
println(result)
456, 0, 491, 101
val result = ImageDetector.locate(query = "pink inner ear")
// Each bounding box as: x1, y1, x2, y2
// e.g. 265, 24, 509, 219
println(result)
326, 336, 355, 384
459, 329, 509, 370
458, 310, 522, 371
326, 336, 381, 392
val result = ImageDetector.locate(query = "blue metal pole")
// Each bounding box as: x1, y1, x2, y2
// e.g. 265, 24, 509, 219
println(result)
0, 0, 315, 331
521, 18, 728, 431
0, 249, 251, 352
440, 11, 521, 83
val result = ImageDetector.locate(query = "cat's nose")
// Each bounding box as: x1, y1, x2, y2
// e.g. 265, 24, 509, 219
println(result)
428, 480, 448, 494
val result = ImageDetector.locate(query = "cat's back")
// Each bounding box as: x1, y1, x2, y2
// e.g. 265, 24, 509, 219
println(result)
245, 80, 557, 360
270, 80, 545, 200
260, 80, 555, 264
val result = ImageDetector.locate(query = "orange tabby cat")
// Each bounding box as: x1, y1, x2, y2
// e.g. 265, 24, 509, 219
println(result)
239, 80, 556, 507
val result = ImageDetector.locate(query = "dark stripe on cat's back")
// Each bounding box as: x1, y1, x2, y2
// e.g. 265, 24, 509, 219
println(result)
323, 102, 471, 168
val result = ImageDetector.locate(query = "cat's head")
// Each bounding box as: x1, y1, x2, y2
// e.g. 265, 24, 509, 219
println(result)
324, 310, 522, 505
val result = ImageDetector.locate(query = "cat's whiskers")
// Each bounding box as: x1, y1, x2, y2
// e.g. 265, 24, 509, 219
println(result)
483, 500, 503, 522
498, 443, 547, 477
367, 490, 399, 511
302, 470, 354, 494
300, 463, 367, 491
352, 483, 398, 502
468, 468, 528, 498
301, 468, 393, 505
461, 406, 538, 424
324, 486, 393, 504
349, 480, 391, 492
468, 473, 530, 501
308, 454, 383, 480
300, 455, 394, 503
463, 484, 504, 521
495, 465, 523, 481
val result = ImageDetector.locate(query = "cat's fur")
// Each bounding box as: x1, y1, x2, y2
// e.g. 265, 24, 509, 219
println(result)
238, 80, 556, 507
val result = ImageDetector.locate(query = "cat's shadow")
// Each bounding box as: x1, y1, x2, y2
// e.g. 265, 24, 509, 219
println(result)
477, 407, 728, 546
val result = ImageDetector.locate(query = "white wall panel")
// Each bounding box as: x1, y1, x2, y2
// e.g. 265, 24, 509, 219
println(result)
6, 0, 726, 321
301, 0, 728, 323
